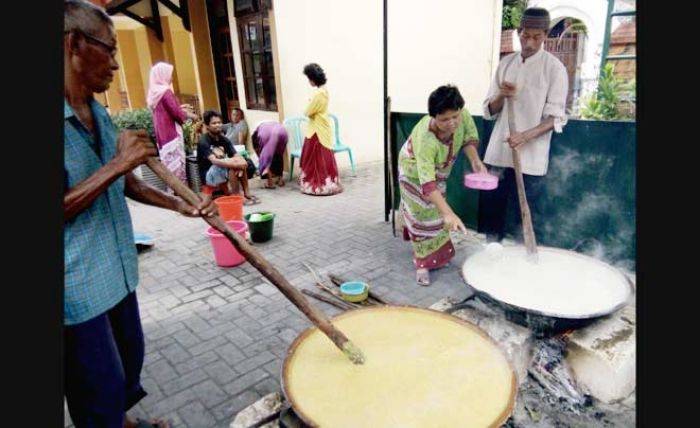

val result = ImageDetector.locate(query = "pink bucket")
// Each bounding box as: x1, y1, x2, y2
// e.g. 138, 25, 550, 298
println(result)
206, 220, 249, 267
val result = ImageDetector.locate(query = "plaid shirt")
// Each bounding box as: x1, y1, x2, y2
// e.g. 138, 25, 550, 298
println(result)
64, 99, 139, 325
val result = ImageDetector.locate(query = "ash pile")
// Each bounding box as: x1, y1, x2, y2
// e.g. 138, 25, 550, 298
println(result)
431, 291, 636, 428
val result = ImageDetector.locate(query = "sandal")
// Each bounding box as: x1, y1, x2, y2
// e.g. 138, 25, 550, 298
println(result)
276, 178, 286, 187
416, 269, 431, 286
244, 197, 261, 206
263, 183, 276, 189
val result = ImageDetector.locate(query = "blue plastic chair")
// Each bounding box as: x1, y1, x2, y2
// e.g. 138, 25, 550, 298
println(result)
283, 116, 308, 181
329, 113, 356, 175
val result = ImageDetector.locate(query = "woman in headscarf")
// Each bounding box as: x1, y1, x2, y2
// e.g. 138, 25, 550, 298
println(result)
147, 62, 198, 186
252, 121, 288, 189
299, 63, 342, 195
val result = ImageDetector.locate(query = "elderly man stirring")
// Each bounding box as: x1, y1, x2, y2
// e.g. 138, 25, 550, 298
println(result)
63, 1, 216, 427
478, 7, 569, 242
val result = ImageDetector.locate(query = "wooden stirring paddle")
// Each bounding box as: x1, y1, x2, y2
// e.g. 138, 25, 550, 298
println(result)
145, 157, 366, 365
502, 60, 538, 261
506, 99, 539, 260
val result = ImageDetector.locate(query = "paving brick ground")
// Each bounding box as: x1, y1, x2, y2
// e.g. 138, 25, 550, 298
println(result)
65, 161, 487, 427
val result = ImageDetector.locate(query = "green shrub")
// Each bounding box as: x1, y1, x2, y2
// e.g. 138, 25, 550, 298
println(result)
502, 0, 527, 29
111, 108, 155, 140
580, 63, 636, 121
111, 108, 197, 153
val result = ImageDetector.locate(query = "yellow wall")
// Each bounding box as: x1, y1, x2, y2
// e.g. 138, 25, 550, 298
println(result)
104, 64, 124, 113
146, 24, 167, 65
111, 3, 222, 115
167, 15, 198, 96
116, 29, 146, 108
188, 0, 220, 111
159, 16, 181, 94
133, 27, 162, 96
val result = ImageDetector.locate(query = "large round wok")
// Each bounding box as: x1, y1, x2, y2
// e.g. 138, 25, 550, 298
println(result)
461, 245, 634, 334
281, 306, 517, 428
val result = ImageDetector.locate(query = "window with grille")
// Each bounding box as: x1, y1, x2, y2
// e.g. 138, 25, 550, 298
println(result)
236, 1, 277, 111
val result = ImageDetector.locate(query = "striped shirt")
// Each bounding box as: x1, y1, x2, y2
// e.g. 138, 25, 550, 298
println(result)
64, 99, 139, 325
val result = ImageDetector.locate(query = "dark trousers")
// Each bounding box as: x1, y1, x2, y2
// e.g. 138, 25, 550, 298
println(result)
478, 167, 545, 241
65, 292, 147, 428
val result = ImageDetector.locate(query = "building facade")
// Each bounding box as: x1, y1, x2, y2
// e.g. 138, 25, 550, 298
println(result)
94, 0, 502, 168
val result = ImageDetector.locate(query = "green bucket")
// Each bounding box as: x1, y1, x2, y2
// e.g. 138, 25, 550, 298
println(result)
244, 212, 276, 243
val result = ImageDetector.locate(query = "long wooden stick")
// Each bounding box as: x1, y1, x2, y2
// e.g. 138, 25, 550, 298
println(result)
302, 262, 361, 308
505, 94, 538, 259
302, 289, 354, 311
302, 263, 361, 309
145, 158, 365, 364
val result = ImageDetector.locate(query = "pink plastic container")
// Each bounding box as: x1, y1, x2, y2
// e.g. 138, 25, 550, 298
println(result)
206, 220, 249, 267
464, 172, 499, 190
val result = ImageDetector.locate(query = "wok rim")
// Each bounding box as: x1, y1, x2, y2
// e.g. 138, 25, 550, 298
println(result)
461, 245, 635, 320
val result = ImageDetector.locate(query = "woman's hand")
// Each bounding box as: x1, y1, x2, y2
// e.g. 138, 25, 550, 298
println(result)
463, 142, 486, 174
425, 188, 466, 234
181, 104, 199, 121
444, 212, 467, 234
470, 157, 487, 174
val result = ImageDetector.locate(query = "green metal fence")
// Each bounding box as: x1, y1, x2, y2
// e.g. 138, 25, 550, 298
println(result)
387, 112, 636, 265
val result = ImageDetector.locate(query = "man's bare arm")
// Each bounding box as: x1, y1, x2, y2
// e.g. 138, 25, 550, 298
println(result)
124, 172, 181, 211
507, 117, 556, 149
488, 81, 518, 116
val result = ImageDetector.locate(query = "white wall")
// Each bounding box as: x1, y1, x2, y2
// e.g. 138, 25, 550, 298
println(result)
271, 0, 384, 166
224, 0, 503, 166
387, 0, 502, 115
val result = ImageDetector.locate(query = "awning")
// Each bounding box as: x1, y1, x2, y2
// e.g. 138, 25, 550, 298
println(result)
106, 0, 190, 41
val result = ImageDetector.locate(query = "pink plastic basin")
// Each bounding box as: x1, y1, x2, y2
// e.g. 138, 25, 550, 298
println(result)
464, 172, 499, 190
206, 220, 249, 267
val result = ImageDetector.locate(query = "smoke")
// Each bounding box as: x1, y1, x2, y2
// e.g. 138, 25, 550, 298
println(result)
545, 147, 615, 197
487, 166, 506, 180
538, 147, 635, 271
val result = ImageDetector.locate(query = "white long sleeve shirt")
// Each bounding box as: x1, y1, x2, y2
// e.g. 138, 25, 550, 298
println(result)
482, 49, 569, 176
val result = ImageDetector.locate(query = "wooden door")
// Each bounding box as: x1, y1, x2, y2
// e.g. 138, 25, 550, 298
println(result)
207, 0, 239, 121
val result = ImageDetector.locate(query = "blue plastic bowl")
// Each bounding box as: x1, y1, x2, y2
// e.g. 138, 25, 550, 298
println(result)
340, 281, 369, 303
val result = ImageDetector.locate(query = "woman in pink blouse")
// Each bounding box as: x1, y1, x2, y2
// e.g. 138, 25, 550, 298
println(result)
146, 62, 198, 186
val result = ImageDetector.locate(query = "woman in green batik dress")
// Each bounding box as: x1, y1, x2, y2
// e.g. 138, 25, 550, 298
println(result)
398, 85, 486, 286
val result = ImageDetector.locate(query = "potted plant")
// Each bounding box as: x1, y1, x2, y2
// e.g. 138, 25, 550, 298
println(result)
183, 119, 203, 192
111, 108, 169, 191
